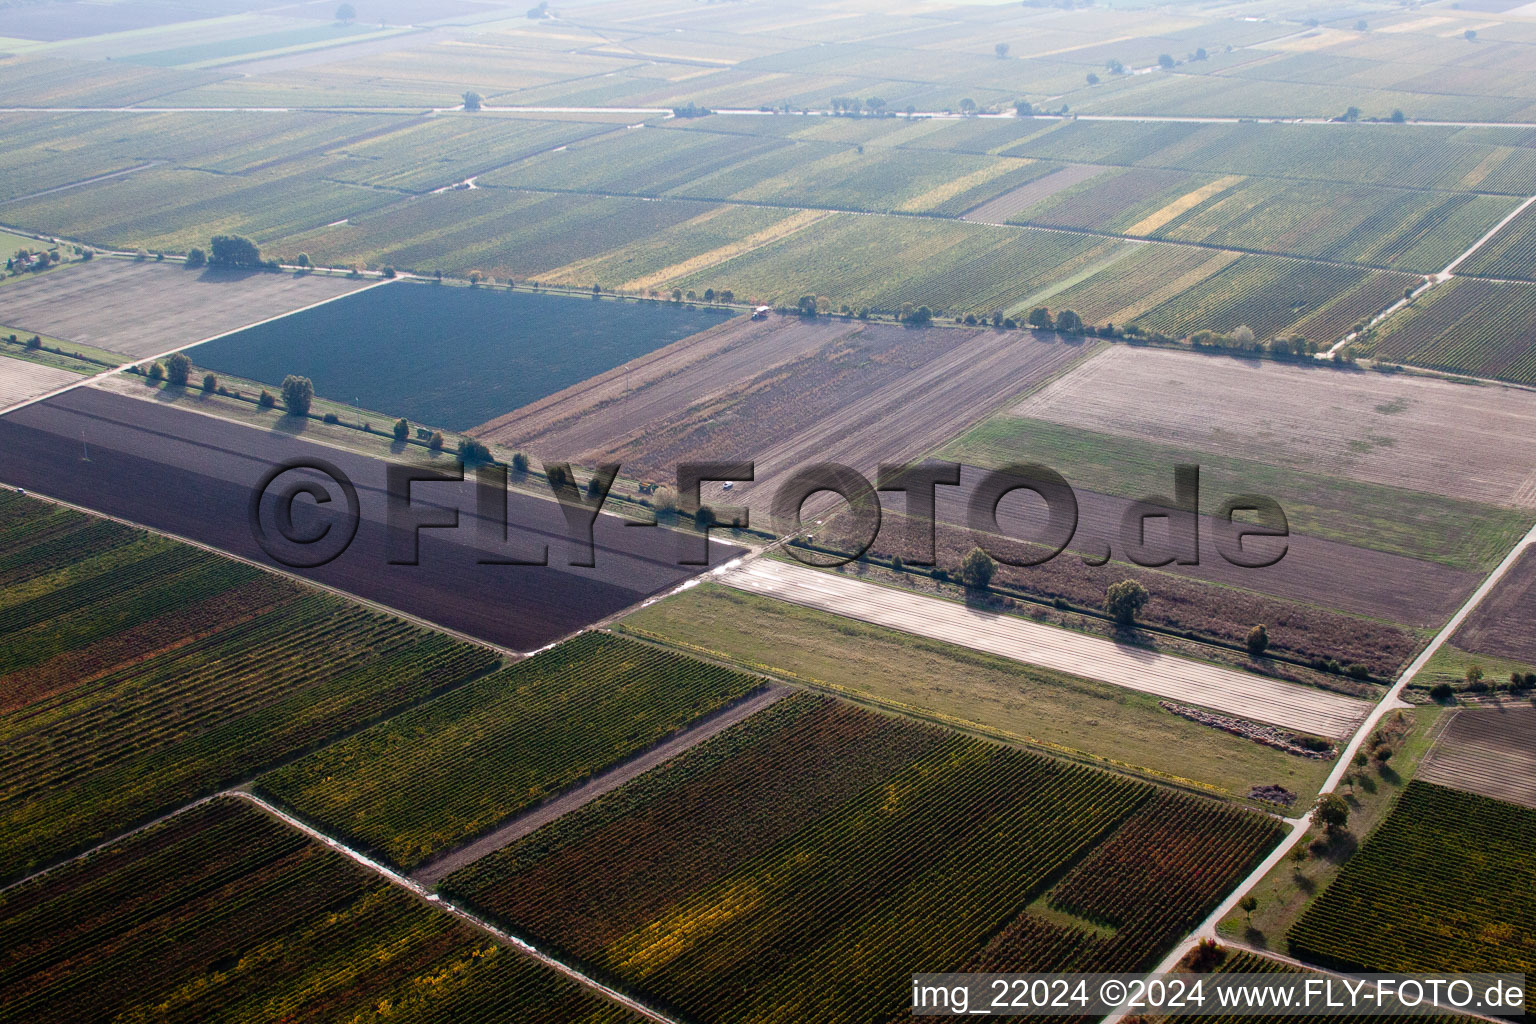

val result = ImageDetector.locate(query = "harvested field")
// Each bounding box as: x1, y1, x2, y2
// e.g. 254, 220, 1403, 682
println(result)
1008, 344, 1536, 509
1418, 707, 1536, 809
0, 353, 79, 412
868, 506, 1428, 676
719, 558, 1371, 738
0, 387, 730, 653
0, 798, 640, 1024
960, 163, 1109, 224
443, 693, 1282, 1024
1452, 546, 1536, 663
476, 316, 1097, 519
0, 258, 373, 360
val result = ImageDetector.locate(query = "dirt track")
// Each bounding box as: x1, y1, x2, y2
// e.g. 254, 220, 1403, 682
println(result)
412, 685, 791, 885
720, 557, 1371, 738
1418, 707, 1536, 809
477, 315, 1097, 522
0, 259, 373, 359
1011, 344, 1536, 509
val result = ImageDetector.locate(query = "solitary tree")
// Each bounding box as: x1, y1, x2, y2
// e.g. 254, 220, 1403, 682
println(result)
1104, 579, 1149, 626
995, 42, 1010, 58
1246, 624, 1269, 658
1238, 895, 1258, 923
1158, 53, 1175, 69
185, 247, 206, 269
166, 352, 191, 387
960, 547, 996, 590
393, 418, 409, 442
201, 373, 217, 393
1465, 663, 1484, 687
259, 389, 276, 408
337, 3, 355, 21
428, 431, 444, 451
148, 362, 165, 382
1465, 28, 1477, 40
280, 374, 314, 417
1390, 109, 1406, 123
958, 97, 978, 115
462, 90, 483, 112
1315, 792, 1350, 835
1086, 72, 1100, 85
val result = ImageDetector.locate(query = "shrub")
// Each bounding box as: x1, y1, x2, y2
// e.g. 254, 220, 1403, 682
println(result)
511, 452, 529, 475
960, 547, 995, 590
258, 390, 276, 408
1429, 682, 1454, 702
280, 374, 314, 416
1246, 623, 1269, 658
147, 362, 165, 382
185, 248, 206, 268
323, 412, 339, 424
165, 352, 191, 387
1104, 579, 1150, 625
25, 335, 41, 350
428, 431, 444, 451
393, 418, 409, 441
459, 438, 492, 465
201, 373, 217, 392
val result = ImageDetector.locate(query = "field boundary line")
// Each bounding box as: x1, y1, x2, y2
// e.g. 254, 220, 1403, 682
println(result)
1103, 517, 1536, 1021
411, 684, 793, 885
0, 268, 392, 418
229, 791, 686, 1023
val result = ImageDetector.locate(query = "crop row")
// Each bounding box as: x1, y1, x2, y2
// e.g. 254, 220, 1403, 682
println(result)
0, 798, 638, 1023
1288, 781, 1536, 979
258, 631, 765, 870
446, 693, 1281, 1024
1371, 276, 1536, 384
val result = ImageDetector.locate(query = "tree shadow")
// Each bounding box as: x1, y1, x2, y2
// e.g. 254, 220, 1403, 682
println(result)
1243, 925, 1269, 949
1292, 871, 1316, 895
1356, 773, 1378, 795
1378, 763, 1401, 786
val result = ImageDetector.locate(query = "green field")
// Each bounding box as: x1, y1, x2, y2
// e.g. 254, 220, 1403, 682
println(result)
443, 692, 1282, 1024
619, 584, 1334, 801
0, 493, 499, 882
1288, 781, 1536, 987
1368, 276, 1536, 385
0, 798, 637, 1024
258, 632, 764, 870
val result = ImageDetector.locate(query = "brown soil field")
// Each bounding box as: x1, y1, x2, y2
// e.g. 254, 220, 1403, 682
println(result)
925, 466, 1476, 631
1418, 707, 1536, 809
1452, 546, 1536, 663
0, 354, 79, 411
0, 387, 731, 652
861, 510, 1424, 678
476, 315, 1098, 521
0, 258, 373, 360
960, 164, 1108, 224
1010, 345, 1536, 509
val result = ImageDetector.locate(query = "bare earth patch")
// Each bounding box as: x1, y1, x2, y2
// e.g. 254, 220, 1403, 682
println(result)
1418, 706, 1536, 809
0, 258, 374, 360
0, 353, 80, 412
1011, 344, 1536, 508
1452, 546, 1536, 663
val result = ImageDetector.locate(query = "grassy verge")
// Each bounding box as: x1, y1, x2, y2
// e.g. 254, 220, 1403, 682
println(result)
0, 326, 119, 375
1214, 703, 1445, 950
618, 583, 1334, 804
940, 415, 1531, 572
1413, 641, 1536, 694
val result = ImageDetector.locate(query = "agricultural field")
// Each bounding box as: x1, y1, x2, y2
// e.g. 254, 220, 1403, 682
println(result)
951, 344, 1536, 572
1456, 199, 1536, 279
0, 798, 640, 1024
717, 557, 1371, 738
1418, 708, 1536, 809
479, 315, 1096, 516
442, 692, 1283, 1024
0, 491, 500, 883
1451, 547, 1536, 664
189, 279, 730, 431
1288, 781, 1536, 994
0, 387, 726, 652
620, 583, 1338, 801
258, 632, 766, 870
1367, 276, 1536, 385
0, 351, 80, 411
0, 257, 372, 359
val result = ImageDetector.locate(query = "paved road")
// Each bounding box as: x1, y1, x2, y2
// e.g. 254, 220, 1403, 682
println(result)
718, 558, 1370, 738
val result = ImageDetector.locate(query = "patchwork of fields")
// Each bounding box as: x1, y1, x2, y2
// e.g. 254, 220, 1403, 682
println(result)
0, 491, 499, 882
1, 0, 1535, 1017
0, 798, 641, 1024
443, 692, 1282, 1024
